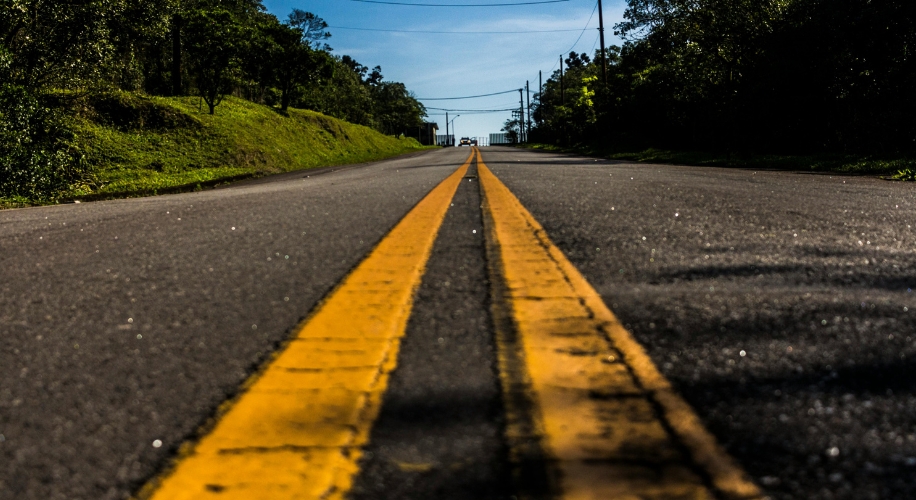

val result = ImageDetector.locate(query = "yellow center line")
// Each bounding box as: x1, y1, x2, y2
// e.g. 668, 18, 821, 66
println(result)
136, 151, 474, 500
477, 150, 763, 500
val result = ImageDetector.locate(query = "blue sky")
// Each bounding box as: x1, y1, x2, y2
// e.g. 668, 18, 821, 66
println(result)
261, 0, 627, 140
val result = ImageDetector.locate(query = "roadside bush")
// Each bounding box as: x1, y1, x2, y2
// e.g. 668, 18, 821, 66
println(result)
0, 85, 88, 200
894, 169, 916, 182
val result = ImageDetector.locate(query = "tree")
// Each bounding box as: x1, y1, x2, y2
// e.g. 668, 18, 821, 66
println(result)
268, 22, 316, 111
287, 9, 331, 50
565, 51, 591, 70
1, 0, 122, 89
257, 10, 335, 111
296, 54, 373, 125
371, 81, 425, 136
501, 118, 520, 143
184, 9, 245, 114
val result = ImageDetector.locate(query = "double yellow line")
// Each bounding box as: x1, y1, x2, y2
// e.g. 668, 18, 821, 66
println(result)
138, 148, 761, 500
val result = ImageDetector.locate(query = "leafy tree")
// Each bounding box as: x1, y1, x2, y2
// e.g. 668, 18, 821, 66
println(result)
366, 65, 384, 87
501, 117, 520, 143
371, 81, 425, 136
183, 9, 245, 114
527, 0, 916, 156
1, 0, 120, 89
258, 10, 332, 111
107, 0, 176, 90
234, 11, 278, 103
532, 51, 600, 145
269, 23, 315, 111
287, 9, 331, 50
565, 51, 591, 70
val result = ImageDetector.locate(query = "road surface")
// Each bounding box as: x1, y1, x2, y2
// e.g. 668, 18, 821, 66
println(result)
0, 146, 914, 500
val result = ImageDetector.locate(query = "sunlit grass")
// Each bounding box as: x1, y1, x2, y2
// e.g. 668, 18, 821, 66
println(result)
79, 96, 429, 197
1, 94, 429, 207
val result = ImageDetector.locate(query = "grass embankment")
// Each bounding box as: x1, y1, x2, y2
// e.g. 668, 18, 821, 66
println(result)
1, 93, 429, 208
522, 143, 916, 181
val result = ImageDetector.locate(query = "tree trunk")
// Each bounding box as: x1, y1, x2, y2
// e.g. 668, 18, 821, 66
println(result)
204, 92, 216, 115
280, 82, 290, 111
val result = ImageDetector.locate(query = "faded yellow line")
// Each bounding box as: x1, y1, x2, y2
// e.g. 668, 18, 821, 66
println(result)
137, 151, 474, 500
477, 150, 762, 500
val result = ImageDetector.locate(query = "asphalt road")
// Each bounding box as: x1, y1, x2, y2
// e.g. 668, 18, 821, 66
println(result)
1, 146, 914, 500
0, 148, 469, 499
350, 161, 512, 500
483, 147, 916, 500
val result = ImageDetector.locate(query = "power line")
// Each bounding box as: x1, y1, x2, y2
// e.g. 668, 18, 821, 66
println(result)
350, 0, 569, 5
427, 112, 513, 116
430, 101, 520, 108
417, 89, 520, 100
550, 0, 598, 72
427, 107, 518, 112
563, 1, 598, 57
329, 25, 582, 34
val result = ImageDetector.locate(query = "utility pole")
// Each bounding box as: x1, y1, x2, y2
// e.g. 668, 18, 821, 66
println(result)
526, 80, 531, 139
445, 111, 449, 147
598, 0, 608, 85
560, 55, 565, 106
519, 88, 525, 143
538, 70, 542, 126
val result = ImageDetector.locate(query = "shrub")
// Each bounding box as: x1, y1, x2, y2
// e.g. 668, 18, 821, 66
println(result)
0, 85, 88, 200
894, 169, 916, 182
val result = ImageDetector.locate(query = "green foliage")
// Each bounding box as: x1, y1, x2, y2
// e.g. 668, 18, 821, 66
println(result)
0, 0, 188, 94
2, 0, 423, 125
533, 52, 602, 145
371, 81, 426, 136
501, 118, 520, 143
184, 9, 246, 114
894, 169, 916, 182
298, 54, 374, 126
0, 85, 88, 200
1, 1, 428, 200
532, 0, 916, 157
287, 9, 331, 50
294, 56, 425, 136
261, 16, 322, 111
0, 0, 156, 89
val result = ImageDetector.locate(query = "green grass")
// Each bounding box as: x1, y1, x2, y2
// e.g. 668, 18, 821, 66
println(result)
522, 143, 916, 180
1, 93, 431, 208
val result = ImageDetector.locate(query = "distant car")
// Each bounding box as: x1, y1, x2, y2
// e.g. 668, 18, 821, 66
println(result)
459, 137, 472, 146
471, 138, 478, 146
